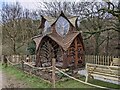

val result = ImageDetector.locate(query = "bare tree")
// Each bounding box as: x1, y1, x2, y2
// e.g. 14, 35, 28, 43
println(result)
79, 2, 109, 55
36, 1, 119, 56
37, 1, 92, 17
2, 2, 39, 54
99, 0, 120, 56
2, 2, 23, 54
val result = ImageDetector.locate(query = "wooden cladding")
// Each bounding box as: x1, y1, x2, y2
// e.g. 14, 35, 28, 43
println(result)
36, 36, 84, 69
62, 37, 84, 68
34, 12, 85, 69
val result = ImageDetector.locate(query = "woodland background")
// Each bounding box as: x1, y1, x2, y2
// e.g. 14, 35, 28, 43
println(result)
1, 1, 120, 56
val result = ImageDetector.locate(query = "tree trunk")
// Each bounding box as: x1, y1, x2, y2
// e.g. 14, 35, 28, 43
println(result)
94, 33, 100, 55
117, 19, 120, 56
12, 39, 16, 54
105, 32, 109, 56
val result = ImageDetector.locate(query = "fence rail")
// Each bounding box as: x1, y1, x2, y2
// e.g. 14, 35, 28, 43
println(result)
6, 55, 36, 63
6, 58, 114, 89
1, 55, 120, 66
85, 55, 120, 66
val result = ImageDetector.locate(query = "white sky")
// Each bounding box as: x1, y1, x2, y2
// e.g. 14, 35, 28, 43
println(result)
0, 0, 118, 21
0, 0, 119, 10
0, 0, 102, 10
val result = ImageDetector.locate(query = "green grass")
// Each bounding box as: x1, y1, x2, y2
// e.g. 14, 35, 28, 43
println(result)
1, 64, 120, 89
88, 77, 120, 89
0, 63, 2, 70
2, 64, 51, 88
78, 76, 120, 89
2, 64, 94, 88
56, 79, 94, 88
56, 76, 120, 89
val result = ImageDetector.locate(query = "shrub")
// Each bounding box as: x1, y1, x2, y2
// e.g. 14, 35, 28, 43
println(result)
27, 40, 36, 55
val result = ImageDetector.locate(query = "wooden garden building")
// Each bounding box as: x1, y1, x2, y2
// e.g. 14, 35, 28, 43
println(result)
32, 12, 85, 69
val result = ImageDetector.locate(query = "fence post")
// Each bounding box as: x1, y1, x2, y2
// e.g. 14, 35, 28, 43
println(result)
105, 56, 107, 65
52, 58, 56, 88
21, 60, 24, 71
98, 56, 99, 65
85, 63, 88, 83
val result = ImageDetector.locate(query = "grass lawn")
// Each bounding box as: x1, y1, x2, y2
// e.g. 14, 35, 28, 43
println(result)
1, 63, 120, 89
78, 76, 120, 89
2, 64, 51, 88
56, 79, 94, 88
88, 77, 120, 89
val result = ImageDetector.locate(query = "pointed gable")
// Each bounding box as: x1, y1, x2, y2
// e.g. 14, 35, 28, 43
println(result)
33, 11, 84, 51
39, 11, 78, 29
51, 11, 78, 28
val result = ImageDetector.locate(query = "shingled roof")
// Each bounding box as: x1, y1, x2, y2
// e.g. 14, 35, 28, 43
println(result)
48, 31, 80, 51
33, 31, 83, 51
43, 16, 77, 27
38, 11, 78, 28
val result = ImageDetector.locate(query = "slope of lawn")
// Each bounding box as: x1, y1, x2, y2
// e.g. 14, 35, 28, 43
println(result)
1, 64, 120, 89
2, 64, 51, 88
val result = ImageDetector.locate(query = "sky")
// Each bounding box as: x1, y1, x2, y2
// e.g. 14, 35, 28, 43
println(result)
0, 0, 101, 10
0, 0, 118, 23
0, 0, 118, 10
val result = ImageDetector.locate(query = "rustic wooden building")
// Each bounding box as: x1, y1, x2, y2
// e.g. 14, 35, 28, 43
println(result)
32, 12, 85, 69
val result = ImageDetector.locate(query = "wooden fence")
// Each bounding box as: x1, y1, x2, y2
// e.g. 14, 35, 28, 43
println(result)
7, 55, 36, 63
85, 63, 120, 83
85, 55, 120, 66
1, 55, 119, 66
2, 54, 119, 89
6, 58, 113, 89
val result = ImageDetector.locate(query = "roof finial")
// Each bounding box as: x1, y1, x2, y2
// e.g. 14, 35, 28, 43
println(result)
60, 11, 65, 16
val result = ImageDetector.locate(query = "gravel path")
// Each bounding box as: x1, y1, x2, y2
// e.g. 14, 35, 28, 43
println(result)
0, 67, 30, 89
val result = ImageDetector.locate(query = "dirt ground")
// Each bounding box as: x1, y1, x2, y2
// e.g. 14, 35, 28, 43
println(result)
0, 69, 30, 89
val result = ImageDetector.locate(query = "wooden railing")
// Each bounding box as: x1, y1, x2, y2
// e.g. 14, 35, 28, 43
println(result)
7, 58, 113, 89
85, 55, 120, 66
85, 63, 120, 83
6, 55, 36, 63
1, 55, 119, 66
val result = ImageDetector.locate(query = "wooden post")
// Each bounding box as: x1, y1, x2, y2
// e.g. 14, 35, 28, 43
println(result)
92, 55, 94, 64
105, 56, 107, 65
87, 55, 89, 63
95, 55, 97, 64
52, 58, 56, 88
98, 56, 99, 65
75, 38, 78, 68
108, 56, 110, 66
21, 60, 24, 71
67, 49, 70, 65
63, 51, 68, 68
85, 63, 88, 83
102, 56, 104, 65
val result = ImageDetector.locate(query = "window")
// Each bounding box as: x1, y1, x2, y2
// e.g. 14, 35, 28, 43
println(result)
55, 16, 70, 37
43, 21, 51, 34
